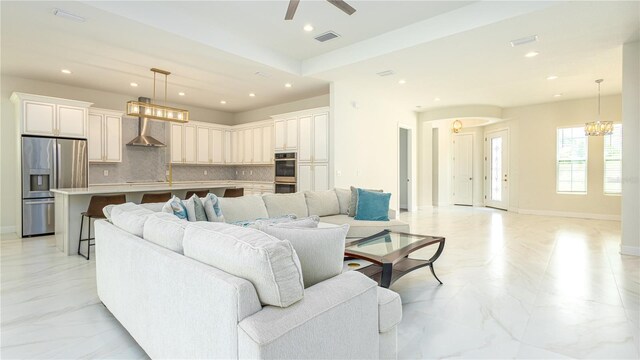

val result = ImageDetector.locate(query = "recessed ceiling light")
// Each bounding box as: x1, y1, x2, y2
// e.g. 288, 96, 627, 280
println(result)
554, 93, 563, 97
285, 83, 292, 88
249, 93, 256, 97
130, 82, 138, 87
53, 9, 86, 22
398, 79, 406, 85
178, 92, 185, 96
303, 24, 314, 32
220, 100, 227, 104
525, 51, 539, 58
547, 75, 558, 80
434, 97, 441, 102
61, 69, 71, 74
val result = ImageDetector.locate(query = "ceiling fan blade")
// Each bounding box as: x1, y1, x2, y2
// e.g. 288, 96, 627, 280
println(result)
285, 0, 300, 20
327, 0, 356, 15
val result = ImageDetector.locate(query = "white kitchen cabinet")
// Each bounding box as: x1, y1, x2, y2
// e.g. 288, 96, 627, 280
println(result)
274, 120, 286, 151
298, 116, 312, 162
184, 125, 197, 164
285, 118, 298, 150
88, 109, 122, 163
252, 127, 263, 164
313, 163, 329, 191
196, 126, 211, 164
312, 113, 329, 163
11, 93, 92, 138
262, 124, 273, 163
243, 129, 253, 163
57, 105, 87, 138
298, 164, 312, 192
169, 123, 184, 163
211, 129, 224, 164
230, 130, 241, 164
224, 130, 232, 164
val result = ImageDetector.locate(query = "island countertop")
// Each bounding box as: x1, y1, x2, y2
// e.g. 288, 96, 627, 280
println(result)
51, 180, 274, 195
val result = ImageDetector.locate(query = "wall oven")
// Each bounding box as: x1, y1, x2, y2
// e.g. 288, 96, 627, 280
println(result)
275, 152, 296, 193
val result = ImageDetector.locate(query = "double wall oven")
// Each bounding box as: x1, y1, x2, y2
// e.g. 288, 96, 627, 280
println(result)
274, 152, 296, 193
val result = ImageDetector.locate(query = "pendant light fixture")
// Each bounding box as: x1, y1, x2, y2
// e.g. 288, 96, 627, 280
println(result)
585, 79, 613, 136
126, 68, 189, 123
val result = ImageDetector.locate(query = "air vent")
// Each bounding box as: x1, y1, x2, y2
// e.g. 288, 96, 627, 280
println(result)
510, 35, 538, 47
315, 31, 340, 42
376, 70, 395, 77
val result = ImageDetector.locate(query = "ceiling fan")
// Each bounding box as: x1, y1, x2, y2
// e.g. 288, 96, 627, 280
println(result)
285, 0, 356, 20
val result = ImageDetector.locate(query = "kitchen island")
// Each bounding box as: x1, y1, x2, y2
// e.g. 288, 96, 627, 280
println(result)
51, 181, 274, 256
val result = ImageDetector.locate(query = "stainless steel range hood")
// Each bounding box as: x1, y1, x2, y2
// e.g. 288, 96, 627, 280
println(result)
127, 97, 166, 147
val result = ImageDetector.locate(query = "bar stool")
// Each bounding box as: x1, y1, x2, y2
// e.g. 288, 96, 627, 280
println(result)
223, 188, 244, 198
78, 194, 126, 260
185, 190, 209, 199
141, 192, 171, 204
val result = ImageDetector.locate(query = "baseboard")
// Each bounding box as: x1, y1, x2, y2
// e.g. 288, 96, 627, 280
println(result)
620, 245, 640, 257
517, 209, 621, 221
1, 226, 16, 234
417, 205, 433, 210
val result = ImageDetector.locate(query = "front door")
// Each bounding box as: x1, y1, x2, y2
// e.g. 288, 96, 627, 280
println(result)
485, 130, 509, 210
452, 134, 473, 206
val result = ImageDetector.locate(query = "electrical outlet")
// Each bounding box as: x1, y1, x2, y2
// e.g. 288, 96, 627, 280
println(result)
204, 170, 208, 175
250, 170, 253, 175
356, 169, 360, 176
235, 170, 238, 175
242, 170, 245, 175
166, 170, 169, 176
103, 170, 108, 177
336, 170, 342, 177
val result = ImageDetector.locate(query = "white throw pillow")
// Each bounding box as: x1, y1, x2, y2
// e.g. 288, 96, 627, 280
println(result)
183, 196, 197, 222
183, 222, 304, 307
161, 196, 188, 220
143, 212, 188, 253
334, 188, 351, 215
260, 225, 349, 288
218, 195, 269, 223
203, 194, 225, 222
110, 202, 155, 237
262, 193, 309, 218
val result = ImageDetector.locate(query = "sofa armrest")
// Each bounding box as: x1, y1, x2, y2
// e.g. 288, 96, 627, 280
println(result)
238, 271, 380, 359
388, 208, 397, 219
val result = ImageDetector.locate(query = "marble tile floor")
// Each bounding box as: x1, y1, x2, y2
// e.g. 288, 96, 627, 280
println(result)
1, 206, 638, 359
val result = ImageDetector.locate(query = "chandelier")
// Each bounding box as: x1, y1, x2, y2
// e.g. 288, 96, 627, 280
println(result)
585, 79, 612, 136
126, 68, 189, 123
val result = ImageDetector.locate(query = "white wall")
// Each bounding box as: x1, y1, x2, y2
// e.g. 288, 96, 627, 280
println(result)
0, 75, 234, 232
233, 94, 329, 124
621, 41, 640, 256
330, 81, 418, 213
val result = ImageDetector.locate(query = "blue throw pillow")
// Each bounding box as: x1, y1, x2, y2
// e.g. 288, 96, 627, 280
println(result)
354, 188, 390, 221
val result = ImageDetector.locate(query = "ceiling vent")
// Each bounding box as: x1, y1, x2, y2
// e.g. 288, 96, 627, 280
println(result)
510, 35, 538, 47
315, 31, 340, 42
376, 70, 395, 77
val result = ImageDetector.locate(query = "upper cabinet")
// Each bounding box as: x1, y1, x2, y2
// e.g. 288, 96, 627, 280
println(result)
228, 121, 274, 165
11, 92, 93, 139
274, 118, 298, 151
88, 108, 122, 163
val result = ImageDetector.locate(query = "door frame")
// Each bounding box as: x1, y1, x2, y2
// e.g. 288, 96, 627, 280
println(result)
484, 128, 510, 210
397, 124, 414, 212
452, 133, 474, 206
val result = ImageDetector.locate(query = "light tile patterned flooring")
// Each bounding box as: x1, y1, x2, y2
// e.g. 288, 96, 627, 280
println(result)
1, 207, 638, 359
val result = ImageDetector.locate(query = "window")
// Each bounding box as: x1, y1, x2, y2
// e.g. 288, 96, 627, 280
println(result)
557, 127, 587, 193
604, 124, 622, 194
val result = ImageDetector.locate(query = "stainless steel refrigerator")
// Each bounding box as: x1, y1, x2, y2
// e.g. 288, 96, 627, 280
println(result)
21, 136, 88, 236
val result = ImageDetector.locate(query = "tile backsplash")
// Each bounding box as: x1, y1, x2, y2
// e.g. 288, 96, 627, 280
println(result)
89, 117, 274, 184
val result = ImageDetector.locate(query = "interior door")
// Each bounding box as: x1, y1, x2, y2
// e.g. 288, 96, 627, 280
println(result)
486, 129, 509, 210
452, 134, 473, 206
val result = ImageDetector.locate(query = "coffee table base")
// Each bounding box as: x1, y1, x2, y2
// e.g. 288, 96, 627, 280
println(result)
357, 257, 443, 288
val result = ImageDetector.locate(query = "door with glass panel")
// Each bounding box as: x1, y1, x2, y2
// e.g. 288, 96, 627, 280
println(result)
485, 130, 509, 210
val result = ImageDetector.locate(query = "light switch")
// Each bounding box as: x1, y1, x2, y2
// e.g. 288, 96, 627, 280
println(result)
336, 170, 342, 177
204, 170, 208, 175
103, 170, 109, 177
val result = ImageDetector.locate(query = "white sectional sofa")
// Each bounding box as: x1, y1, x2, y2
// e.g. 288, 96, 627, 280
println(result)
95, 202, 403, 359
219, 189, 410, 238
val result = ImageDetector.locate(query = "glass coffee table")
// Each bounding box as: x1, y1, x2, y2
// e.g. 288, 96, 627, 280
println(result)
344, 230, 445, 288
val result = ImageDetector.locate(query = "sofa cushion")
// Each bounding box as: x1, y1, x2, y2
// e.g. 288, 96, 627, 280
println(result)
139, 202, 165, 212
348, 186, 382, 217
305, 190, 340, 217
143, 212, 188, 254
260, 225, 349, 288
110, 202, 155, 237
354, 189, 391, 221
218, 195, 269, 223
320, 214, 409, 238
334, 188, 351, 215
262, 193, 308, 218
377, 287, 402, 332
183, 222, 304, 307
256, 216, 320, 229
